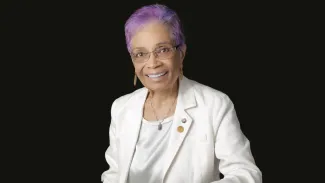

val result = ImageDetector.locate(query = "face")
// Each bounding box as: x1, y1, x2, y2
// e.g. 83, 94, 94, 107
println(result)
130, 21, 186, 92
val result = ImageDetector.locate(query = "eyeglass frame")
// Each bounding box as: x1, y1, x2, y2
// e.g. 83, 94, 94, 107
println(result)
130, 44, 181, 63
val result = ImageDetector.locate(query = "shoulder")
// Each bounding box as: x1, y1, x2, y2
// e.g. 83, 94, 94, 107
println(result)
110, 87, 147, 116
187, 78, 231, 104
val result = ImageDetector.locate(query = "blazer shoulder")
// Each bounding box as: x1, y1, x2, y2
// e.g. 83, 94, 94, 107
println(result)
190, 79, 229, 102
110, 87, 146, 116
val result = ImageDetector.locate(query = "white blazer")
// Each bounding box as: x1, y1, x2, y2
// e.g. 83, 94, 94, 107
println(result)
102, 76, 262, 183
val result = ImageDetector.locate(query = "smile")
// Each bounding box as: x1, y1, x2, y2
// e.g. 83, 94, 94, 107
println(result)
147, 72, 167, 78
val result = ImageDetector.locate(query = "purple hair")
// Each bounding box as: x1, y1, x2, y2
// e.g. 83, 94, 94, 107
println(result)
124, 4, 185, 52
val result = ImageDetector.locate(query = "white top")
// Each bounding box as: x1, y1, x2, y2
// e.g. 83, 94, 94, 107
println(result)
127, 115, 174, 183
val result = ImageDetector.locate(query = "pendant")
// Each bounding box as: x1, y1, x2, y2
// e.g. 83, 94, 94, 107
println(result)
158, 123, 162, 130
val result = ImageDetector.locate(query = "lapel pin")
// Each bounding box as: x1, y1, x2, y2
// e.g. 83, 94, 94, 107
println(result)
177, 126, 184, 133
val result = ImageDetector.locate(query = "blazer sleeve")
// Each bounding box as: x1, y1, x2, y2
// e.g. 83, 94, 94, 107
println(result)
211, 94, 262, 183
101, 100, 119, 183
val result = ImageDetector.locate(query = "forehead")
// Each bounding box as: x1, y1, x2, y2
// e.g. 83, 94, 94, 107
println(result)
130, 21, 173, 50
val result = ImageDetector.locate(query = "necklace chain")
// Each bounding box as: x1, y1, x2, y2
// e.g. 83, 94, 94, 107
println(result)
149, 94, 177, 130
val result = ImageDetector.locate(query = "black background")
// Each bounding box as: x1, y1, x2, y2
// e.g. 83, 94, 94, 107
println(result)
2, 0, 315, 182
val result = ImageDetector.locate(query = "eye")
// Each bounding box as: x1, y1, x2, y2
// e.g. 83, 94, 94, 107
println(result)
157, 47, 171, 53
134, 52, 145, 57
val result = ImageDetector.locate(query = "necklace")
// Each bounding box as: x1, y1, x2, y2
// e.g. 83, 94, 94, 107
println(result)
149, 95, 177, 130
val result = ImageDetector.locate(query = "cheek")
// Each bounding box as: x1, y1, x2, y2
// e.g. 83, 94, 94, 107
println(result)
134, 64, 145, 76
171, 59, 182, 71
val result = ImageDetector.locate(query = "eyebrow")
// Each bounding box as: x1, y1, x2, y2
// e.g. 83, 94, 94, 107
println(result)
155, 41, 173, 46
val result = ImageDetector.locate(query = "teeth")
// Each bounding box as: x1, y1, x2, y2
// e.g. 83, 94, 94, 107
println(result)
148, 72, 166, 78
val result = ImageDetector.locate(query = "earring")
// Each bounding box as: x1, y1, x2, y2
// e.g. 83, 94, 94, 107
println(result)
179, 69, 183, 80
134, 74, 137, 86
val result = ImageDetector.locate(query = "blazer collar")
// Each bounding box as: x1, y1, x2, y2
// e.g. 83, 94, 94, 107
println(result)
119, 76, 197, 183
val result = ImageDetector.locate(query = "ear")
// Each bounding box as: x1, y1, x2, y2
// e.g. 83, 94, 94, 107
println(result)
179, 44, 187, 61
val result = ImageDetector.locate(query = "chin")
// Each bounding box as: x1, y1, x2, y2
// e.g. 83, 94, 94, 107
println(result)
145, 82, 168, 92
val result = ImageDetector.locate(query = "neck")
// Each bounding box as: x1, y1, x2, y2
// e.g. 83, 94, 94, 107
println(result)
148, 81, 179, 107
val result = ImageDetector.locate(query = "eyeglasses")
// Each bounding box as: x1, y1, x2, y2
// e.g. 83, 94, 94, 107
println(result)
130, 44, 180, 63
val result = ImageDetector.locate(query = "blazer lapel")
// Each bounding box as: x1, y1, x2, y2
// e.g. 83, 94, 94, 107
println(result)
119, 88, 148, 183
162, 76, 197, 182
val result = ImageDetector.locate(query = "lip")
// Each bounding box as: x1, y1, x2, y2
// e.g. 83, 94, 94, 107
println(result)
146, 71, 167, 76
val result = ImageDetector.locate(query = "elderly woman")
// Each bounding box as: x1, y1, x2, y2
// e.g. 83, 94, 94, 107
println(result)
102, 4, 262, 183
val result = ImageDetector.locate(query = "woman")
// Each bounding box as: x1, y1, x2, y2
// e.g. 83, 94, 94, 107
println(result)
102, 4, 262, 183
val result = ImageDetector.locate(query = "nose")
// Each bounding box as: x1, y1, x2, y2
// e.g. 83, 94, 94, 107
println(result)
146, 52, 160, 68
